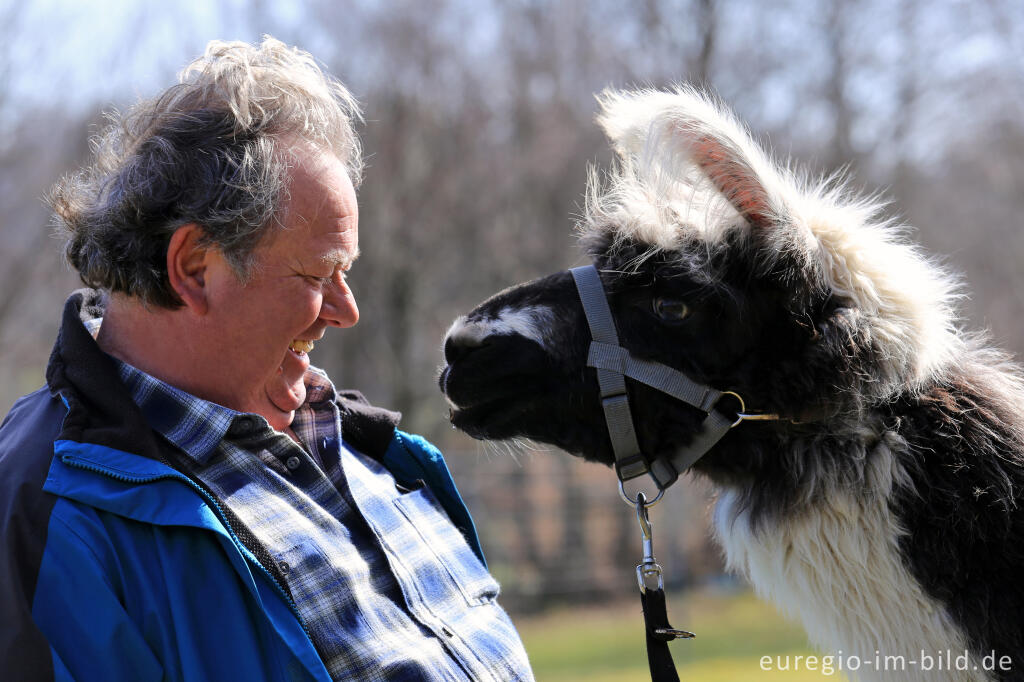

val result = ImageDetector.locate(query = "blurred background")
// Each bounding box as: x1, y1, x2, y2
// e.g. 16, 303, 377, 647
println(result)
2, 0, 1022, 678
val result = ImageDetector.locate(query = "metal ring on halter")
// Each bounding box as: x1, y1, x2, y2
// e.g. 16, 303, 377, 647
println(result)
719, 390, 786, 423
715, 390, 747, 428
619, 474, 665, 507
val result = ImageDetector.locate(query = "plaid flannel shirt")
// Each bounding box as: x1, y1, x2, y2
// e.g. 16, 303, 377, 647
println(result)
86, 319, 533, 682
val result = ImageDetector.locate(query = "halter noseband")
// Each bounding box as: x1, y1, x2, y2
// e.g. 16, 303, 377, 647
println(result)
570, 265, 778, 496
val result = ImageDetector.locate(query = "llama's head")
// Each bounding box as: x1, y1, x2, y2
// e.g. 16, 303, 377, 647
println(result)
440, 87, 962, 489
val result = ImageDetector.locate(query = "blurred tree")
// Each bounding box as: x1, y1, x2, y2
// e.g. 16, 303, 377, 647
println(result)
2, 0, 1023, 614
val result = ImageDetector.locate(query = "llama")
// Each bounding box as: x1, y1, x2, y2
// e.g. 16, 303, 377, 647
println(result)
439, 87, 1024, 681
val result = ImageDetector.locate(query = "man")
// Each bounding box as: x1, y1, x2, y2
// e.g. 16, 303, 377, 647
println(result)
0, 37, 534, 682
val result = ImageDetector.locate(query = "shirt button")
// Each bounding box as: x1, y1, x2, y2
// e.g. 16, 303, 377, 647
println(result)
279, 561, 290, 575
285, 456, 301, 471
230, 417, 254, 436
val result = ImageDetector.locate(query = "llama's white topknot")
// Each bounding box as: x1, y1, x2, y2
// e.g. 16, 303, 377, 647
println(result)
582, 86, 965, 395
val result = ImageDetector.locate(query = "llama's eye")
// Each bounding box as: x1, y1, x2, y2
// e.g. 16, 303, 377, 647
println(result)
652, 297, 690, 322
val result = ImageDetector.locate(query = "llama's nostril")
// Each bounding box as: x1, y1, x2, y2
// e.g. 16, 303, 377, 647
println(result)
444, 336, 459, 365
444, 335, 475, 365
445, 331, 493, 365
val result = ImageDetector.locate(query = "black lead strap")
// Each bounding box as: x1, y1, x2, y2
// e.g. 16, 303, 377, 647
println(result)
635, 492, 694, 682
642, 587, 686, 682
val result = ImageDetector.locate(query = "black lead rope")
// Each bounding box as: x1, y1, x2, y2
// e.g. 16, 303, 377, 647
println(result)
642, 588, 685, 682
634, 492, 694, 682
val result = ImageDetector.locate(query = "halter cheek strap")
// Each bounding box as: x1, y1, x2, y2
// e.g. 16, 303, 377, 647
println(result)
570, 264, 646, 479
570, 264, 761, 490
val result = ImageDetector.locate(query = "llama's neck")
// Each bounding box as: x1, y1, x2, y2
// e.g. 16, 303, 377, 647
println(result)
706, 361, 1024, 682
693, 412, 895, 524
711, 434, 989, 682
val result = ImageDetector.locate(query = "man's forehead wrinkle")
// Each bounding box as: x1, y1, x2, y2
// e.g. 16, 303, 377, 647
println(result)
278, 149, 343, 228
283, 185, 328, 229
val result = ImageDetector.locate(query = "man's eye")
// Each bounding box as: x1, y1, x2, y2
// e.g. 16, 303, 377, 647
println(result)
651, 297, 690, 322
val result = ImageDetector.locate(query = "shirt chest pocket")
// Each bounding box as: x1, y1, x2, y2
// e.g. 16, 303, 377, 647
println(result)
393, 486, 500, 607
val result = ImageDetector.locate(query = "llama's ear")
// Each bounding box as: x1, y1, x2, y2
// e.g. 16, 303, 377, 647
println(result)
596, 87, 786, 229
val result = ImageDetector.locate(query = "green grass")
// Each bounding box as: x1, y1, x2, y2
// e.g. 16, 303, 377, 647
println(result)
515, 588, 849, 681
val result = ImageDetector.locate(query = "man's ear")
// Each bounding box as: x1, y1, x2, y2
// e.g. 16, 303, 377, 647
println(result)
166, 223, 211, 315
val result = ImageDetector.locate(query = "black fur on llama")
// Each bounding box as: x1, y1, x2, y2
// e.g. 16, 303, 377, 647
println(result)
440, 87, 1024, 681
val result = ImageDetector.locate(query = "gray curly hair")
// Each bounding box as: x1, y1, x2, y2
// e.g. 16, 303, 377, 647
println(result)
50, 36, 363, 308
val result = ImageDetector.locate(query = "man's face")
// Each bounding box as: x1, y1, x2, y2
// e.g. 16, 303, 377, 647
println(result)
203, 147, 359, 430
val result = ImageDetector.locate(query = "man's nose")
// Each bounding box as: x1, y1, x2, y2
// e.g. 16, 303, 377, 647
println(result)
320, 275, 359, 328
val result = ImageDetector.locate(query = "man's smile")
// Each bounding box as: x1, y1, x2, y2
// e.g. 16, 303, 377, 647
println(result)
289, 339, 316, 354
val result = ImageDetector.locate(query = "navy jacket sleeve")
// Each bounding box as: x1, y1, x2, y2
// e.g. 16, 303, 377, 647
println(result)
0, 389, 64, 681
1, 389, 162, 681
